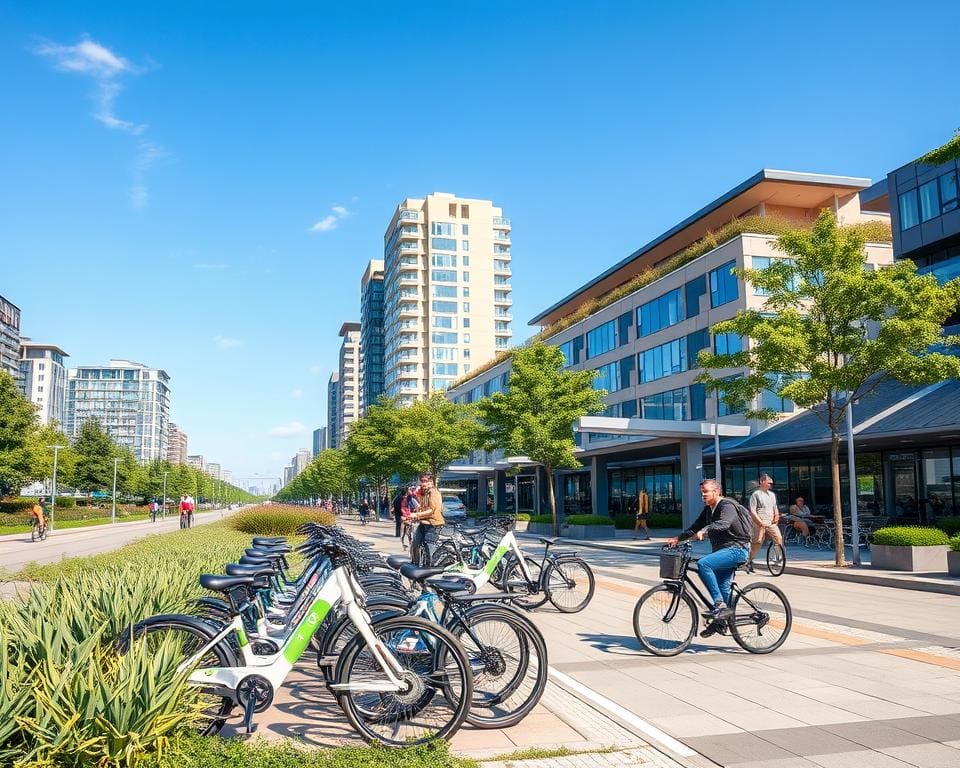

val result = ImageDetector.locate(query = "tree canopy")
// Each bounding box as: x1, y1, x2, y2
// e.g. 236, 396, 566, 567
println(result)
0, 371, 39, 494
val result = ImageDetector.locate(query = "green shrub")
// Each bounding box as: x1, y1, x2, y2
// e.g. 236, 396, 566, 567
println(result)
564, 514, 615, 526
529, 514, 554, 524
950, 536, 960, 552
229, 504, 335, 536
0, 499, 34, 514
935, 517, 960, 536
516, 513, 531, 522
872, 526, 950, 547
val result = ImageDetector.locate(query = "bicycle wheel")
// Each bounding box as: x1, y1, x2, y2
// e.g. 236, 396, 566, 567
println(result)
632, 584, 697, 656
31, 523, 38, 542
545, 559, 595, 613
334, 615, 473, 746
766, 541, 786, 576
448, 604, 547, 729
502, 556, 547, 609
730, 582, 792, 654
116, 617, 237, 735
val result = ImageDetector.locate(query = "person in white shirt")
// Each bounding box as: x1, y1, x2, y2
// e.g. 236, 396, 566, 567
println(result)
748, 473, 782, 566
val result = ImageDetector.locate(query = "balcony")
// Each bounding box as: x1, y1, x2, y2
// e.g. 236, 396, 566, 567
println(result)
493, 262, 511, 275
400, 241, 419, 251
493, 217, 511, 227
494, 278, 512, 287
494, 309, 512, 319
494, 295, 513, 305
494, 232, 511, 242
399, 209, 419, 221
400, 227, 419, 239
494, 328, 513, 336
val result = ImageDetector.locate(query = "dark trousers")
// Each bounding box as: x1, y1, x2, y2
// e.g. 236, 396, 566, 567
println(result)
395, 514, 402, 537
412, 524, 442, 566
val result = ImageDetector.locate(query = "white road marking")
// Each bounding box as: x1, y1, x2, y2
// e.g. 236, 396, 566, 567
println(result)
547, 667, 698, 758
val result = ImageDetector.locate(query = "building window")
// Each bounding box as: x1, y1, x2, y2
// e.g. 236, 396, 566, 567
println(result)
464, 333, 470, 343
462, 224, 469, 235
432, 332, 458, 344
463, 318, 470, 328
462, 240, 470, 251
449, 203, 457, 217
462, 271, 469, 282
920, 179, 940, 222
433, 347, 457, 361
461, 302, 468, 312
642, 388, 688, 420
593, 361, 620, 392
432, 285, 457, 298
714, 332, 742, 355
638, 338, 687, 383
638, 288, 682, 337
431, 269, 457, 282
463, 287, 470, 297
432, 363, 458, 375
621, 399, 638, 418
431, 222, 455, 236
461, 204, 469, 218
432, 300, 457, 313
685, 275, 706, 319
559, 336, 584, 366
431, 237, 457, 251
432, 253, 457, 267
586, 319, 617, 358
686, 329, 710, 366
496, 337, 509, 348
463, 255, 470, 266
899, 190, 919, 230
709, 260, 738, 308
941, 171, 958, 213
617, 311, 633, 346
689, 383, 706, 420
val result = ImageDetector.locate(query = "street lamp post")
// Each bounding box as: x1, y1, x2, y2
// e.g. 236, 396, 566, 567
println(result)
846, 394, 861, 566
112, 457, 120, 525
49, 444, 66, 531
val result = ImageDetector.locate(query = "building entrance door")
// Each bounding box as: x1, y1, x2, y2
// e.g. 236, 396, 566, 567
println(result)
891, 459, 919, 523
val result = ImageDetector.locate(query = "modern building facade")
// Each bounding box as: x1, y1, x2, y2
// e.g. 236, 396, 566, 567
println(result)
66, 359, 171, 463
294, 449, 312, 477
447, 170, 894, 525
18, 340, 69, 426
327, 372, 340, 450
313, 426, 328, 455
186, 454, 204, 472
337, 322, 361, 446
381, 193, 512, 406
0, 294, 22, 382
166, 422, 188, 464
360, 259, 385, 416
205, 462, 221, 479
886, 154, 960, 333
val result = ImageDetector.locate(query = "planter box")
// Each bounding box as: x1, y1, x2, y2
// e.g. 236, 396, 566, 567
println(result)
513, 520, 529, 532
561, 523, 617, 540
948, 550, 960, 577
527, 522, 555, 536
871, 543, 949, 572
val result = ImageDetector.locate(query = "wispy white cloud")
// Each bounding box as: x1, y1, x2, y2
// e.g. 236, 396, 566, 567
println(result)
290, 388, 303, 399
34, 36, 167, 208
308, 203, 351, 233
213, 335, 242, 349
308, 364, 323, 375
268, 421, 306, 438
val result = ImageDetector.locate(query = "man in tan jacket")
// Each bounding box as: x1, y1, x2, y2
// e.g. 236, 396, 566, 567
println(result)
410, 472, 445, 565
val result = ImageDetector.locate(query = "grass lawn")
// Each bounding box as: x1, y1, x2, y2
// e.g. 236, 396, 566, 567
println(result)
0, 512, 153, 535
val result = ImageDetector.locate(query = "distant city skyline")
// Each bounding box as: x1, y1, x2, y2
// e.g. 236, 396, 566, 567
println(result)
2, 2, 958, 479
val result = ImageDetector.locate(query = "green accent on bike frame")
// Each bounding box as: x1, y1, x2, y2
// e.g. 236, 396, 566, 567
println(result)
236, 626, 249, 647
485, 543, 510, 575
282, 598, 332, 663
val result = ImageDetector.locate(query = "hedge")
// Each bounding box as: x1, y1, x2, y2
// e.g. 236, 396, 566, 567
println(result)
935, 516, 960, 536
529, 515, 554, 524
564, 514, 616, 526
872, 526, 950, 547
229, 504, 336, 536
951, 536, 960, 553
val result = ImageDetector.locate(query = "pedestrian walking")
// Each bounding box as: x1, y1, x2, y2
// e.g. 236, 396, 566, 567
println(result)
392, 488, 405, 538
748, 473, 782, 568
358, 497, 370, 525
149, 498, 159, 522
410, 472, 444, 566
632, 488, 651, 540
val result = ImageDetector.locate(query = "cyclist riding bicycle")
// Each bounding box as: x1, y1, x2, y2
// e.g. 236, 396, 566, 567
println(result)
666, 478, 752, 623
30, 497, 48, 536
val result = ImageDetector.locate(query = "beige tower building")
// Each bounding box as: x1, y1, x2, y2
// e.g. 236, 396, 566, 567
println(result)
337, 322, 361, 446
382, 193, 512, 405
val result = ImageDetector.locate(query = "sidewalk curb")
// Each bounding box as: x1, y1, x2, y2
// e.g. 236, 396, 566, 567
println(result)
516, 532, 960, 596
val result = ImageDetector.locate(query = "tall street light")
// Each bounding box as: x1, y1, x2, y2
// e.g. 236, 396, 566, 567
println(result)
49, 444, 67, 531
112, 457, 120, 525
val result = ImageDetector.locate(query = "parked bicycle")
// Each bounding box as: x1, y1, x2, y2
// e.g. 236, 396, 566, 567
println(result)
633, 543, 792, 656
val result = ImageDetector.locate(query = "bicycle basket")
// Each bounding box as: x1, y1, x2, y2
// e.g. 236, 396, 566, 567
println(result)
659, 551, 683, 580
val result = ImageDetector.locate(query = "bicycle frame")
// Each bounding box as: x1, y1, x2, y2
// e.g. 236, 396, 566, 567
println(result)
445, 529, 534, 590
182, 566, 407, 694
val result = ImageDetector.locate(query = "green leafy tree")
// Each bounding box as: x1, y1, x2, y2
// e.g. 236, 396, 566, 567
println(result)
70, 419, 118, 494
922, 129, 960, 165
26, 421, 76, 489
0, 371, 37, 495
697, 211, 960, 566
394, 393, 482, 481
116, 448, 147, 498
476, 343, 607, 534
344, 397, 406, 508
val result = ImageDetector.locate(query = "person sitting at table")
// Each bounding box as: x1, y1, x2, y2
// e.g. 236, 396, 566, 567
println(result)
786, 496, 815, 538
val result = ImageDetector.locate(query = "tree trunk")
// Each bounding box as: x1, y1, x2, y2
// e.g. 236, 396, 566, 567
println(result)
546, 466, 558, 536
830, 430, 846, 567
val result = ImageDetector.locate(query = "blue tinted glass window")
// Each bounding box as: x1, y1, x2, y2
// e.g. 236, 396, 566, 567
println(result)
641, 388, 688, 420
621, 399, 638, 418
684, 275, 706, 319
431, 270, 457, 282
920, 180, 940, 222
638, 338, 687, 383
432, 285, 457, 298
617, 311, 633, 346
686, 329, 710, 366
431, 301, 457, 313
899, 190, 919, 230
689, 384, 706, 420
431, 237, 457, 251
586, 320, 617, 358
714, 333, 742, 355
941, 171, 958, 213
709, 261, 738, 307
593, 361, 619, 391
638, 288, 682, 337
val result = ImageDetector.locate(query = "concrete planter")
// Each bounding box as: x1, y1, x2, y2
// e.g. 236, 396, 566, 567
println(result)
948, 550, 960, 577
527, 522, 555, 536
870, 543, 949, 572
513, 520, 529, 532
561, 523, 617, 540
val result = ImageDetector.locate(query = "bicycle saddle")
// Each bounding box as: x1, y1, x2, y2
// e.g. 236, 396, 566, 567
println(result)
538, 537, 560, 545
225, 563, 275, 578
427, 576, 476, 596
399, 563, 446, 582
253, 537, 287, 546
199, 574, 255, 593
385, 554, 410, 569
460, 527, 484, 536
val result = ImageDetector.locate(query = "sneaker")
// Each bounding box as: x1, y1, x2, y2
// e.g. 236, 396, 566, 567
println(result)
700, 620, 723, 638
702, 602, 732, 620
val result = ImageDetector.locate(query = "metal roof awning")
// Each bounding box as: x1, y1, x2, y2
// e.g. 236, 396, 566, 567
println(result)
576, 416, 751, 439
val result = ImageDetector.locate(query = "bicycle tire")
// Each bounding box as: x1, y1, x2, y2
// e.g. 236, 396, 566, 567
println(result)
318, 599, 412, 682
502, 556, 547, 609
334, 615, 473, 746
729, 582, 792, 654
632, 584, 697, 656
31, 523, 38, 542
546, 559, 595, 613
448, 604, 548, 729
116, 616, 237, 735
766, 541, 786, 576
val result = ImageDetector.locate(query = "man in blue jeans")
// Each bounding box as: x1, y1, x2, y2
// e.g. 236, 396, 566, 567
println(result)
666, 479, 751, 626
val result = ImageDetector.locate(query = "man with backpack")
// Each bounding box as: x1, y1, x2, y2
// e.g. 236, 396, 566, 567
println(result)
666, 479, 752, 627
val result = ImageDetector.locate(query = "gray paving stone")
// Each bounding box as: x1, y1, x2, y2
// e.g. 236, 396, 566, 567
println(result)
821, 721, 927, 749
882, 714, 960, 742
752, 725, 866, 756
683, 732, 796, 764
878, 741, 960, 768
806, 750, 918, 767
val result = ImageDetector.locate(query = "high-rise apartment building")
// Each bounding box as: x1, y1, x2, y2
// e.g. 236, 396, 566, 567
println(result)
327, 372, 340, 449
206, 462, 221, 479
312, 426, 328, 455
186, 454, 204, 472
0, 294, 22, 382
221, 469, 233, 485
294, 449, 312, 476
360, 259, 385, 416
337, 322, 361, 446
166, 422, 188, 464
66, 360, 170, 463
382, 193, 512, 405
19, 340, 69, 426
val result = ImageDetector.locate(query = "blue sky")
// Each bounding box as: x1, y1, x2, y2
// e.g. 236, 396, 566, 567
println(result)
2, 1, 958, 484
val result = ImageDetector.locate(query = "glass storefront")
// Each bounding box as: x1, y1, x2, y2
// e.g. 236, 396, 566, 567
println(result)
609, 464, 682, 516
